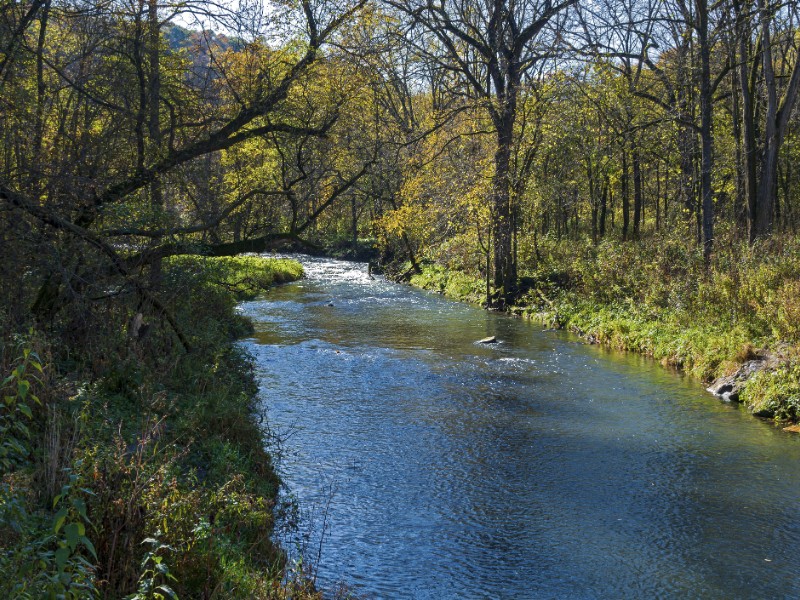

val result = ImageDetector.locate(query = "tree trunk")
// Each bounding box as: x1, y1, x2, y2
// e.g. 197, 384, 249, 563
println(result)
621, 148, 630, 241
676, 33, 697, 224
737, 7, 760, 242
633, 148, 642, 239
148, 0, 163, 286
492, 106, 517, 306
729, 30, 745, 228
600, 179, 608, 238
753, 0, 800, 239
133, 1, 146, 170
755, 0, 778, 237
698, 0, 715, 264
589, 160, 598, 244
351, 194, 358, 253
609, 189, 615, 230
32, 0, 50, 169
655, 161, 661, 231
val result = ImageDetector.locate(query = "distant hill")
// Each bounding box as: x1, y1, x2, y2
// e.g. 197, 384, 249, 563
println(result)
165, 23, 246, 54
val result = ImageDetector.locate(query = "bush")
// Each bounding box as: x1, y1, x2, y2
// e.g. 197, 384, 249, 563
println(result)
741, 362, 800, 421
1, 255, 316, 598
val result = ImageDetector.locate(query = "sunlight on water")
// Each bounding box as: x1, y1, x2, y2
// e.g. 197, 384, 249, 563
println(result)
242, 255, 800, 600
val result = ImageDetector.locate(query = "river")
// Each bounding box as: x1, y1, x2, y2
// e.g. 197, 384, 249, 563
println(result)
239, 255, 800, 599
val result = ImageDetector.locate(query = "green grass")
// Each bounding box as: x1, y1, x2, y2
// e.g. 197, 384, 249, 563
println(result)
167, 255, 304, 300
406, 234, 800, 423
740, 362, 800, 421
0, 255, 314, 599
410, 263, 487, 305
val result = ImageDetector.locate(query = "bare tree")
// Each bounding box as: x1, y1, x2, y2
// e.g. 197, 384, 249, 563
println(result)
737, 0, 800, 239
384, 0, 578, 305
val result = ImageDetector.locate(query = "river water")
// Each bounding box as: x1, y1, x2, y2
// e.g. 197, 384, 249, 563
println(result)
240, 255, 800, 599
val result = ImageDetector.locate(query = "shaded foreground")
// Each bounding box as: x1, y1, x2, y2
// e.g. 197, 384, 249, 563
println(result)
0, 256, 320, 598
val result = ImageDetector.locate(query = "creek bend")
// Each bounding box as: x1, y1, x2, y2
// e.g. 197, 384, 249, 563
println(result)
240, 255, 800, 599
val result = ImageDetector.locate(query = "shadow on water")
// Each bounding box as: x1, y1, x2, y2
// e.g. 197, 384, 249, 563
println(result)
240, 255, 800, 600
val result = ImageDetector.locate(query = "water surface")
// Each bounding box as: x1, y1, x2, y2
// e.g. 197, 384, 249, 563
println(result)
240, 256, 800, 599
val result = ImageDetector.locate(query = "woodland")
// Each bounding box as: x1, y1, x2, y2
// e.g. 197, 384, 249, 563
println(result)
1, 0, 800, 595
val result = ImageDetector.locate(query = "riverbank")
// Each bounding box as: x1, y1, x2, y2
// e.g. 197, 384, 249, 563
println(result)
0, 256, 320, 598
401, 237, 800, 426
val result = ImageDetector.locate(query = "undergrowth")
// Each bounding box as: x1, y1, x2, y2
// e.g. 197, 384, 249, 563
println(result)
409, 263, 487, 305
0, 255, 317, 598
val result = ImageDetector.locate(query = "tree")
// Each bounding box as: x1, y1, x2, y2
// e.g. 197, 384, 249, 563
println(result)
0, 0, 366, 346
734, 0, 800, 239
385, 0, 578, 305
581, 0, 733, 261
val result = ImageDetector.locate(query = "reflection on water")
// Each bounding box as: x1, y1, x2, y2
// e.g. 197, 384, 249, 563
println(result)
241, 255, 800, 599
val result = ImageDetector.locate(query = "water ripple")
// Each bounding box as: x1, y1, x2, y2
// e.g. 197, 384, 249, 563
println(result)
242, 255, 800, 600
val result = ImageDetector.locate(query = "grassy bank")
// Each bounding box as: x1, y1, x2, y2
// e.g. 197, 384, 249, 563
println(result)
405, 236, 800, 424
0, 256, 318, 598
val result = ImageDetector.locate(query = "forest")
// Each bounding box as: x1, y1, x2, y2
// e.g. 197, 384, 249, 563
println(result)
1, 0, 800, 595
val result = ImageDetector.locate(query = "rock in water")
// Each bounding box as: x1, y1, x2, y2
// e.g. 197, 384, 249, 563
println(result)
477, 336, 497, 344
707, 359, 768, 402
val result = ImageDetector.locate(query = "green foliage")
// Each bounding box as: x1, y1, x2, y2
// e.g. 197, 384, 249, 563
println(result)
1, 344, 99, 599
42, 469, 99, 598
68, 286, 291, 596
0, 254, 318, 598
410, 264, 487, 305
166, 255, 304, 301
159, 256, 303, 350
741, 362, 800, 421
127, 537, 179, 600
542, 234, 800, 418
1, 342, 42, 473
